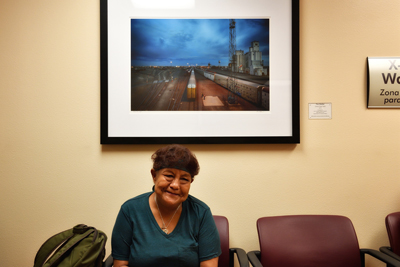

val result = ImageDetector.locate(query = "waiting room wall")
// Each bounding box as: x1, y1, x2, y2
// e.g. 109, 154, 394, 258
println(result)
1, 0, 399, 266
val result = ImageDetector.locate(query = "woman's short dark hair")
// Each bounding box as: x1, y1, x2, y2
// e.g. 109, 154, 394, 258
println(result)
151, 144, 200, 178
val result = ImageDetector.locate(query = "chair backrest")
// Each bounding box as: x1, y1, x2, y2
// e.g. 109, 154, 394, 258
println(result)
257, 215, 362, 267
386, 212, 400, 255
213, 215, 230, 267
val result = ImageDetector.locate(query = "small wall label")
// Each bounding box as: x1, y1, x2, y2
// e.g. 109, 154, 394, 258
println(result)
367, 57, 400, 108
309, 103, 332, 119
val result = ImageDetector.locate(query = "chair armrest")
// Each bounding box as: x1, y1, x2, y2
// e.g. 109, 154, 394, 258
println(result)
380, 246, 400, 261
102, 255, 113, 267
247, 250, 262, 267
361, 248, 400, 267
229, 248, 249, 267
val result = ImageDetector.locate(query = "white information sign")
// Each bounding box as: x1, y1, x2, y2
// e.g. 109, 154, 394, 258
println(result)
368, 57, 400, 108
309, 103, 332, 119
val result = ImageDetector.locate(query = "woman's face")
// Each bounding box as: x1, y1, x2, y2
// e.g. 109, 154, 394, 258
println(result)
152, 168, 193, 208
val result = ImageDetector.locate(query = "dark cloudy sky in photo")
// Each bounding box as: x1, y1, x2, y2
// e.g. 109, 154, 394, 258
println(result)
131, 19, 269, 67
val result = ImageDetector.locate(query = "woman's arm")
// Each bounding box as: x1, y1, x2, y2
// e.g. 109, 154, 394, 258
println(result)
113, 259, 129, 267
200, 257, 219, 267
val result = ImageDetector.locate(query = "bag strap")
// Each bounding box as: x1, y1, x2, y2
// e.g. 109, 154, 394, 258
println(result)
33, 228, 75, 267
33, 224, 94, 267
46, 228, 96, 267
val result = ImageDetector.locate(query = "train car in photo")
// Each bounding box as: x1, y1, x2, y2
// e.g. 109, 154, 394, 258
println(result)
204, 71, 215, 81
202, 70, 269, 110
187, 70, 196, 100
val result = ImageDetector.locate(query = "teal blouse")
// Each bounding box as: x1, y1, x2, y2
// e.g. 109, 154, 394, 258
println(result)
111, 192, 221, 267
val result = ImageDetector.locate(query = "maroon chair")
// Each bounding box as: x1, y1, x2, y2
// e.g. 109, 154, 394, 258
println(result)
247, 215, 400, 267
380, 212, 400, 263
213, 215, 249, 267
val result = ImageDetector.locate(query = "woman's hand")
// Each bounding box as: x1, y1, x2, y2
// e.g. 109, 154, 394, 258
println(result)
113, 259, 129, 267
200, 257, 219, 267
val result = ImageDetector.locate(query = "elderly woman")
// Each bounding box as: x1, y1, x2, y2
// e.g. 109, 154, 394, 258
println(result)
111, 144, 221, 267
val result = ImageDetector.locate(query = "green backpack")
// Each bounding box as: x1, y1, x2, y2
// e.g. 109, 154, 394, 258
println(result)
33, 224, 107, 267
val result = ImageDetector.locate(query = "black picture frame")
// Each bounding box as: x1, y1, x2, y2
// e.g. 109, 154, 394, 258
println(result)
100, 0, 299, 144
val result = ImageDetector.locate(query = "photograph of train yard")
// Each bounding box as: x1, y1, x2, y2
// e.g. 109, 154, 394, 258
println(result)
130, 19, 270, 111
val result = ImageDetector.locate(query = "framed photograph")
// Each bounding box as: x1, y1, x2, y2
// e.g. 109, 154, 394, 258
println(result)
101, 0, 299, 144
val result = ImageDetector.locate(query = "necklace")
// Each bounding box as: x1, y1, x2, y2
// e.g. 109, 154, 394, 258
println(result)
154, 194, 181, 234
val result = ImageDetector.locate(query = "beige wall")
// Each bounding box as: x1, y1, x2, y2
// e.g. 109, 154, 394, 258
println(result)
1, 0, 400, 266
